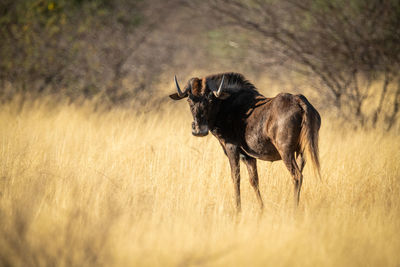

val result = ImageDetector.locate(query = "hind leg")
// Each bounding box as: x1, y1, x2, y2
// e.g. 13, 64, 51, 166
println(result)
282, 152, 303, 206
241, 155, 264, 210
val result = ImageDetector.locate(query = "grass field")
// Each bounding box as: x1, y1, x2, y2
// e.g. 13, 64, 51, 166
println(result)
0, 97, 399, 267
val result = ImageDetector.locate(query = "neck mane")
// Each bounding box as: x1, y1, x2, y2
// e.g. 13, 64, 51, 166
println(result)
205, 72, 258, 94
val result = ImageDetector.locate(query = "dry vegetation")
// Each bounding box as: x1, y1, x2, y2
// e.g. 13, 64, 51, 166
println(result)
1, 0, 399, 266
0, 94, 399, 267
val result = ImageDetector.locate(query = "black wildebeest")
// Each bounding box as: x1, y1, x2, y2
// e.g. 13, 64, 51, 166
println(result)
170, 73, 321, 211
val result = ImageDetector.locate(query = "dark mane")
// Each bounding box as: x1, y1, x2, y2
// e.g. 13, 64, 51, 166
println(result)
205, 72, 258, 93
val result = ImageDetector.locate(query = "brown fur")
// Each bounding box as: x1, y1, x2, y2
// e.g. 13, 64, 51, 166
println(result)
170, 72, 321, 211
190, 78, 203, 96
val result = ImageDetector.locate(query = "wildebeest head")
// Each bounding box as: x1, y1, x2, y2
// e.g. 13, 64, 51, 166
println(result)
169, 75, 227, 136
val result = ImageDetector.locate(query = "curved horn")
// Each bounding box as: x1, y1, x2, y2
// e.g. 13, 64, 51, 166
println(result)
213, 75, 225, 98
174, 75, 188, 97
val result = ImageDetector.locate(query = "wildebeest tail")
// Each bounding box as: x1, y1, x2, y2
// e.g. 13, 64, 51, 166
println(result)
297, 95, 321, 179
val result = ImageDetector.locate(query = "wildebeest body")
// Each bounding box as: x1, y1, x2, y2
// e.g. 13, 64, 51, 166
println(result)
170, 72, 321, 211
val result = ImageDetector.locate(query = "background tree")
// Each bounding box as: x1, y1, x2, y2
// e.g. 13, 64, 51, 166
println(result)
1, 0, 399, 129
203, 0, 400, 129
0, 0, 179, 105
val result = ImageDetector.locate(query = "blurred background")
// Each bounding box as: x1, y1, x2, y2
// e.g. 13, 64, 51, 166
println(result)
1, 0, 400, 130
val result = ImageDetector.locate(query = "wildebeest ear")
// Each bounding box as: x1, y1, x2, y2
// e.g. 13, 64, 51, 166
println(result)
169, 93, 187, 100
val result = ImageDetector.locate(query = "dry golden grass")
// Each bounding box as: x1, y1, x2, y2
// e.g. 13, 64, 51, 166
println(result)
0, 96, 399, 267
